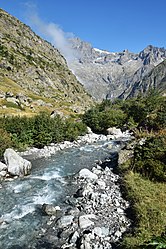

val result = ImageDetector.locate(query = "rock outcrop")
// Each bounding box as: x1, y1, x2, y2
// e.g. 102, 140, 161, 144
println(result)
126, 58, 166, 98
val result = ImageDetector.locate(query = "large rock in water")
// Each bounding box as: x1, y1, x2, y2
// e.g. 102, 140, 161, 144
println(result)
4, 148, 32, 176
79, 168, 98, 180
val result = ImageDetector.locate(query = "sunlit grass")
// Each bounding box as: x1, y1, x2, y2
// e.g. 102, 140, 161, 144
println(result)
0, 76, 84, 117
121, 171, 166, 248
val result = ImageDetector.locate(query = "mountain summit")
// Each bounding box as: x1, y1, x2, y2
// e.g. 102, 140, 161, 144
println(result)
68, 38, 166, 100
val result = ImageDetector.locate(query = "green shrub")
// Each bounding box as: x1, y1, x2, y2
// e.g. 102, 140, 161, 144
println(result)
83, 104, 126, 133
0, 112, 88, 150
3, 116, 35, 149
83, 92, 166, 134
0, 128, 12, 158
131, 136, 166, 181
64, 120, 87, 141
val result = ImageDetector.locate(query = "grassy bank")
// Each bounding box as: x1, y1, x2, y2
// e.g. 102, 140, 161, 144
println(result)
120, 169, 166, 248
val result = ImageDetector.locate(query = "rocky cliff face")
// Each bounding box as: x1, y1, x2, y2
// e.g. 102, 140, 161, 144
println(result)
68, 38, 166, 100
126, 59, 166, 98
0, 9, 93, 116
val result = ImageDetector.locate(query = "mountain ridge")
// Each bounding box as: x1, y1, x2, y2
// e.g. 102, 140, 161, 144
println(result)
68, 38, 166, 100
0, 8, 93, 116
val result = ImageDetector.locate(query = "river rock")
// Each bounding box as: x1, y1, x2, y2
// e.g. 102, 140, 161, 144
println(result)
42, 204, 61, 216
93, 226, 109, 237
57, 215, 74, 227
0, 171, 7, 177
96, 180, 106, 189
107, 127, 123, 137
0, 162, 7, 171
4, 148, 32, 176
69, 231, 80, 244
80, 234, 92, 249
87, 126, 93, 134
79, 169, 98, 180
34, 158, 131, 249
79, 214, 95, 229
74, 187, 84, 198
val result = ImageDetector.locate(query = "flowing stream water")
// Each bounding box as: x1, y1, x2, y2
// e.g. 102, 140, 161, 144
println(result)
0, 140, 124, 249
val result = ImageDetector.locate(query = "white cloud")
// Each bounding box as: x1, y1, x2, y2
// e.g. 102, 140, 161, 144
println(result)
24, 3, 78, 62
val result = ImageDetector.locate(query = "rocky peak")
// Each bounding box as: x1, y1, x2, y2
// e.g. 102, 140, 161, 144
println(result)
139, 45, 166, 66
68, 37, 166, 100
69, 38, 137, 65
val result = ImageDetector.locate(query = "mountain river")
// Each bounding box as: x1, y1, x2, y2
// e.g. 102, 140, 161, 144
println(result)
0, 139, 127, 248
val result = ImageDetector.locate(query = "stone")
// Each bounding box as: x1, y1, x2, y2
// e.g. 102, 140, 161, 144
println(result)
114, 230, 122, 239
107, 144, 113, 149
42, 204, 61, 216
74, 187, 84, 198
69, 231, 79, 244
99, 194, 108, 205
93, 226, 110, 238
79, 214, 95, 229
0, 171, 7, 177
93, 227, 103, 237
0, 162, 7, 171
79, 168, 98, 180
50, 110, 64, 118
116, 207, 124, 214
67, 207, 80, 216
0, 90, 5, 98
80, 234, 92, 249
4, 148, 32, 176
106, 127, 123, 137
87, 126, 93, 134
57, 215, 74, 227
82, 184, 93, 197
6, 91, 14, 97
6, 97, 19, 105
96, 180, 106, 189
118, 149, 133, 165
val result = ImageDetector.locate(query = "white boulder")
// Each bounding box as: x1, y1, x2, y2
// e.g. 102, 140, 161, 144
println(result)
4, 148, 32, 176
79, 168, 98, 180
79, 214, 96, 229
107, 127, 123, 137
87, 126, 93, 134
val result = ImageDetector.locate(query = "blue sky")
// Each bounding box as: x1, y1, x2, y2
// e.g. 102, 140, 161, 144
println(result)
0, 0, 166, 53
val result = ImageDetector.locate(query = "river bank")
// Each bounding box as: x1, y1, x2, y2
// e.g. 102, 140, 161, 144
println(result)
0, 129, 134, 249
33, 159, 131, 249
26, 129, 134, 248
0, 128, 132, 182
19, 128, 132, 159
